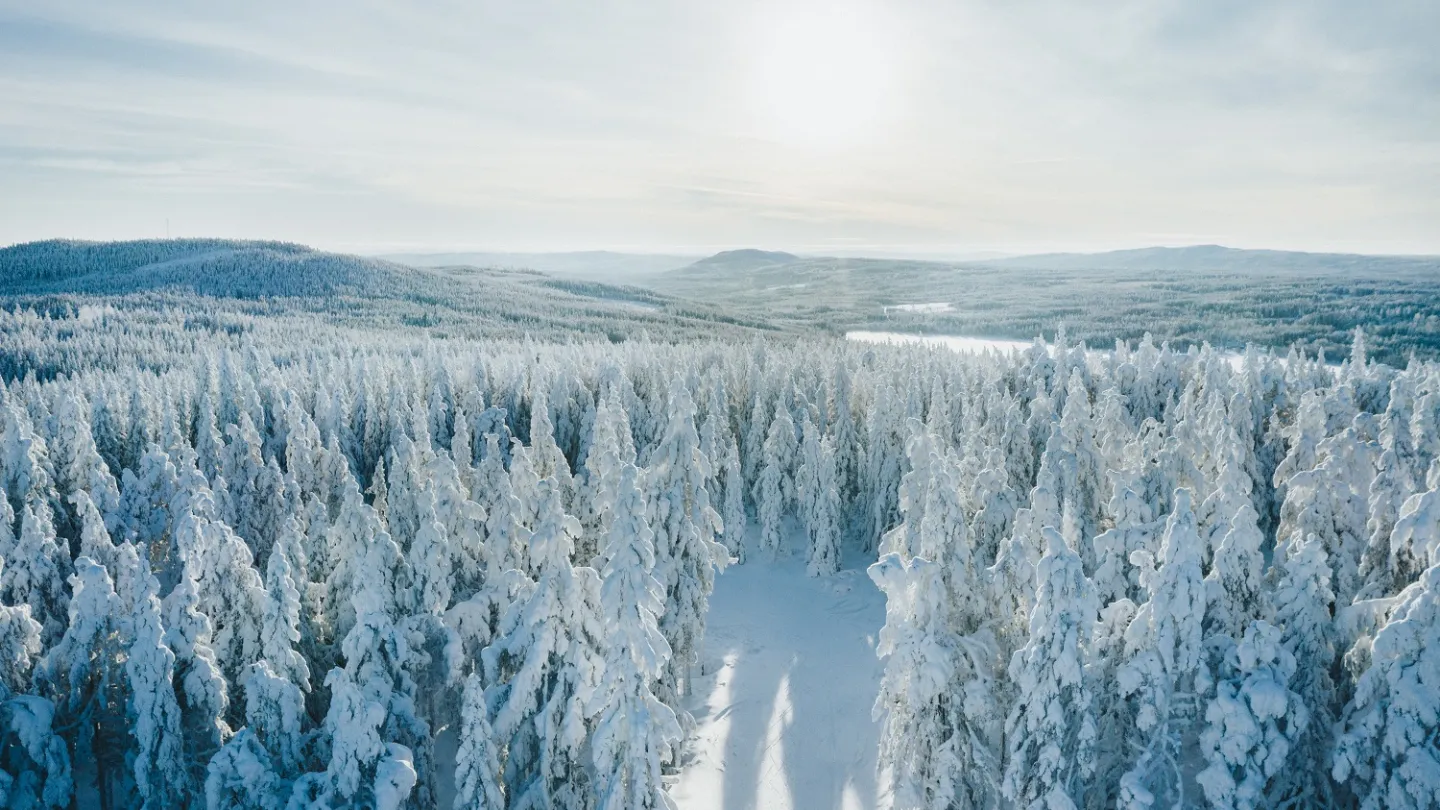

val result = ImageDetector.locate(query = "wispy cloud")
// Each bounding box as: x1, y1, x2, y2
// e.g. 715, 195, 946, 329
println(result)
1, 0, 1436, 253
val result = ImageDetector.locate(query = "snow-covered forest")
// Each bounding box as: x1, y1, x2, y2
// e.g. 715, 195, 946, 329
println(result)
1, 298, 1439, 810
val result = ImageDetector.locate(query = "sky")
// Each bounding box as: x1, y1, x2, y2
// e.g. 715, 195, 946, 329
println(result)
1, 0, 1437, 256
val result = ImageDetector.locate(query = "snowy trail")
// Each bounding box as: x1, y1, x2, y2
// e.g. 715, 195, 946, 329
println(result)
673, 532, 889, 810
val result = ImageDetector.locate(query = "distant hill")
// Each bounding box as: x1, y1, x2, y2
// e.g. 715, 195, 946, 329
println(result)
0, 238, 778, 341
984, 244, 1440, 275
0, 238, 422, 298
645, 246, 1440, 364
376, 250, 697, 282
677, 249, 800, 274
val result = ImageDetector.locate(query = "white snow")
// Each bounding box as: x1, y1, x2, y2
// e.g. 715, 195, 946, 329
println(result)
846, 330, 1031, 356
884, 302, 953, 315
845, 330, 1267, 371
673, 526, 889, 810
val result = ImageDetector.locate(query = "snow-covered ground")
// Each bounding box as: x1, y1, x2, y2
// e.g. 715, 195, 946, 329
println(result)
846, 329, 1275, 371
884, 302, 954, 314
673, 526, 889, 810
847, 330, 1031, 355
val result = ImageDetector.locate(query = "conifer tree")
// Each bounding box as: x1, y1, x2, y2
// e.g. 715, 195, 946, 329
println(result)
1203, 503, 1269, 645
1, 500, 69, 644
483, 478, 604, 810
646, 378, 728, 712
124, 553, 189, 809
1267, 533, 1339, 808
1116, 489, 1209, 810
1197, 621, 1308, 810
452, 672, 505, 810
589, 463, 682, 810
1333, 563, 1440, 810
1003, 528, 1098, 810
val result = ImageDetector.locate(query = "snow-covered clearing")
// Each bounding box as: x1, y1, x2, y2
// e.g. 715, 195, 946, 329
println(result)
673, 526, 888, 810
847, 330, 1031, 355
845, 329, 1271, 371
884, 302, 953, 314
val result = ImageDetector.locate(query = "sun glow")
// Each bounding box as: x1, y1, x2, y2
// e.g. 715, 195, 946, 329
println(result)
746, 2, 901, 151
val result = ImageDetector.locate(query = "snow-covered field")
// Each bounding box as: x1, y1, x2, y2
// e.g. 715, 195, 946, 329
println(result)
846, 330, 1032, 355
673, 525, 888, 810
884, 303, 953, 315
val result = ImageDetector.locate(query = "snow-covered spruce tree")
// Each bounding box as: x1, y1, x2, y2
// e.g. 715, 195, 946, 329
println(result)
210, 618, 312, 807
1052, 370, 1106, 566
869, 551, 1000, 810
173, 498, 267, 697
802, 436, 841, 577
741, 391, 770, 500
323, 481, 385, 647
474, 432, 527, 576
35, 557, 121, 802
527, 389, 578, 514
422, 440, 488, 604
338, 514, 431, 810
483, 476, 603, 809
720, 443, 747, 564
49, 392, 121, 537
1266, 532, 1339, 808
1196, 429, 1254, 570
300, 667, 416, 810
0, 557, 68, 810
794, 415, 822, 533
865, 383, 906, 552
646, 378, 728, 714
205, 725, 286, 810
1333, 562, 1440, 810
70, 489, 118, 575
1359, 445, 1416, 599
161, 557, 231, 787
1002, 527, 1098, 810
124, 552, 189, 809
0, 402, 55, 517
1384, 480, 1440, 596
589, 463, 682, 810
988, 506, 1042, 660
1116, 488, 1209, 810
507, 441, 543, 555
829, 358, 863, 542
452, 672, 505, 810
1196, 620, 1308, 810
1203, 503, 1269, 646
1358, 379, 1424, 595
882, 421, 939, 560
118, 446, 181, 556
1091, 469, 1157, 607
753, 400, 797, 558
0, 687, 72, 810
969, 448, 1018, 572
1276, 456, 1369, 606
0, 566, 42, 696
261, 531, 312, 694
1, 499, 69, 644
581, 390, 633, 567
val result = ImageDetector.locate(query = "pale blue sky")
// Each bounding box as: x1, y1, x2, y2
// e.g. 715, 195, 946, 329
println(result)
2, 0, 1437, 254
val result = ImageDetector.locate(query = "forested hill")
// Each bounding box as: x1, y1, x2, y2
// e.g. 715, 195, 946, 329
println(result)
0, 239, 780, 353
650, 246, 1440, 364
0, 239, 451, 299
983, 244, 1440, 275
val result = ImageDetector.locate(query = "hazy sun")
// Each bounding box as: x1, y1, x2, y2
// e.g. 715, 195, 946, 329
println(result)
746, 2, 899, 151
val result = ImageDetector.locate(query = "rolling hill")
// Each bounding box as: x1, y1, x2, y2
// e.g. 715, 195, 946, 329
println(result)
0, 239, 778, 344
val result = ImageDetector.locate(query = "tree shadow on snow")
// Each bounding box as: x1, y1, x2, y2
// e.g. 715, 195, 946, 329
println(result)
706, 524, 884, 810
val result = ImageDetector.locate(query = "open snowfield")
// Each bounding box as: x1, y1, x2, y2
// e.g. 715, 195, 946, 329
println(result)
673, 526, 889, 810
846, 330, 1031, 356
